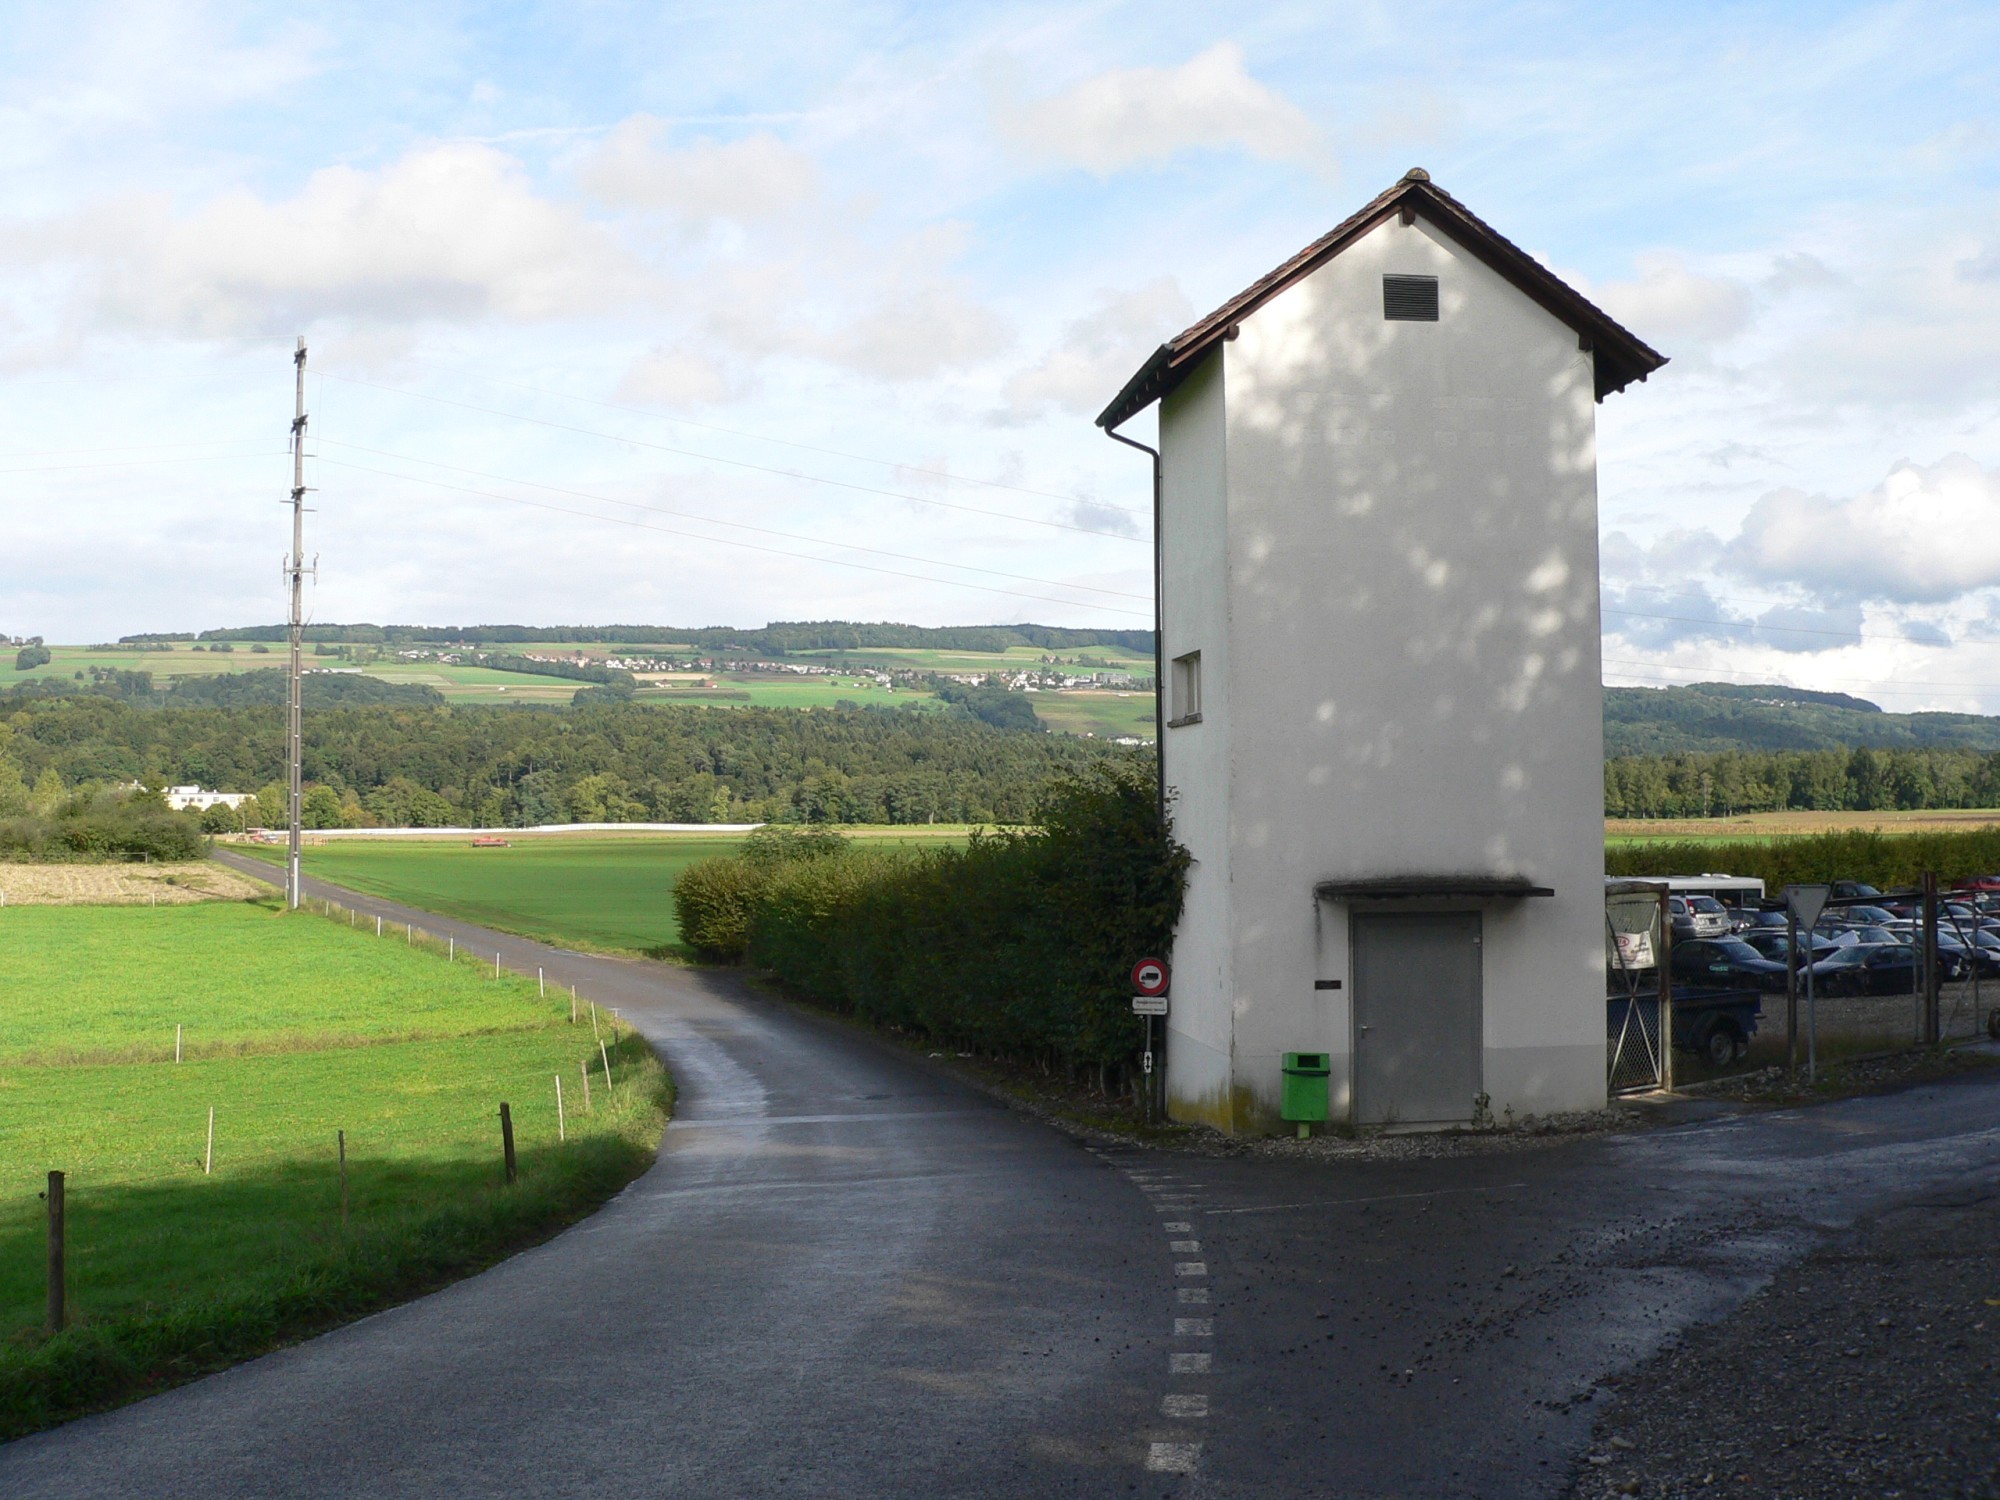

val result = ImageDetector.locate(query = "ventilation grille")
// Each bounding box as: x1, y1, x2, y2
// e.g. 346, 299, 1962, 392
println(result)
1383, 274, 1440, 322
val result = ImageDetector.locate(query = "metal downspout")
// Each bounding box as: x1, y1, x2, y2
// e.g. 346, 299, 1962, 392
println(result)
1102, 424, 1165, 827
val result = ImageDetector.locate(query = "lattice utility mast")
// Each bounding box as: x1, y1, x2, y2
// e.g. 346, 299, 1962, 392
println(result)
285, 337, 310, 910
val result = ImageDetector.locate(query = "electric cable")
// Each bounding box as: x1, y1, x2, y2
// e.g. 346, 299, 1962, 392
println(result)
316, 456, 1151, 619
363, 353, 1140, 513
314, 438, 1149, 602
315, 370, 1147, 541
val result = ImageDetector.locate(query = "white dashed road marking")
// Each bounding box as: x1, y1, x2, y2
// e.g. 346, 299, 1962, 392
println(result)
1099, 1150, 1214, 1482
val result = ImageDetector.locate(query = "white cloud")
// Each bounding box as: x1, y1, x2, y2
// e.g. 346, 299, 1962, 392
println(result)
808, 283, 1010, 380
999, 43, 1325, 176
1591, 252, 1750, 344
616, 347, 741, 406
576, 119, 817, 224
1728, 454, 2000, 604
1001, 278, 1191, 421
3, 142, 644, 337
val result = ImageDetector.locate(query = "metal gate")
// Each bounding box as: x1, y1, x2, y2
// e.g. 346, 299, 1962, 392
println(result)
1606, 881, 1671, 1094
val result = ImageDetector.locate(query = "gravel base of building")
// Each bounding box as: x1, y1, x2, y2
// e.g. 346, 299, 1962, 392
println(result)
1571, 1180, 2000, 1499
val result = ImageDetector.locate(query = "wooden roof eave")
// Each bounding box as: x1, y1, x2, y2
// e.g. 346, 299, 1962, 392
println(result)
1096, 176, 1667, 430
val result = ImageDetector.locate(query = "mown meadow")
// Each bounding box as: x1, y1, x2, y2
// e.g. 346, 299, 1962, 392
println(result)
240, 829, 969, 956
0, 900, 667, 1438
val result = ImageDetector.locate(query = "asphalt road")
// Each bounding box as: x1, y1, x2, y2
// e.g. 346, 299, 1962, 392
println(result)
6, 854, 1999, 1497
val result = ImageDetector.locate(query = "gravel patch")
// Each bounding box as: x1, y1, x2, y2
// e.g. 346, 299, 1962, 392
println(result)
1571, 1184, 2000, 1499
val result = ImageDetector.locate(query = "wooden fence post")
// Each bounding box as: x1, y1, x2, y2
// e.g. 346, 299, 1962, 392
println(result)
499, 1103, 517, 1184
555, 1076, 566, 1141
338, 1129, 349, 1228
46, 1170, 65, 1334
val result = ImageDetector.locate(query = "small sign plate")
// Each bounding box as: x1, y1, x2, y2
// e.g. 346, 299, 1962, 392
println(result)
1613, 931, 1656, 969
1131, 995, 1168, 1016
1132, 957, 1170, 996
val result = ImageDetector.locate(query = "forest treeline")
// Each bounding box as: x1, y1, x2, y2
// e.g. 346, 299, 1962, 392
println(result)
0, 695, 1128, 829
1605, 681, 2000, 755
1605, 747, 2000, 819
128, 620, 1156, 656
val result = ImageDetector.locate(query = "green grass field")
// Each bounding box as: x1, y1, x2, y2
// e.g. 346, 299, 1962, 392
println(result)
0, 900, 667, 1436
238, 830, 971, 957
242, 836, 746, 954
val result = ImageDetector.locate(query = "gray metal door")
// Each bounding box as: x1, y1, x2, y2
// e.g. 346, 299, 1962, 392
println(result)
1352, 911, 1483, 1125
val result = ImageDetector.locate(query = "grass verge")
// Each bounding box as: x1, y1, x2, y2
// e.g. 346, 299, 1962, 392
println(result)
0, 900, 668, 1439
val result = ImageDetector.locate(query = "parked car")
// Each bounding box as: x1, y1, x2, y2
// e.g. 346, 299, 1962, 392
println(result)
1826, 904, 1902, 928
1829, 881, 1883, 900
1606, 987, 1762, 1070
1669, 937, 1789, 992
1741, 931, 1841, 965
1960, 928, 2000, 978
1668, 895, 1732, 941
1812, 943, 1918, 996
1870, 923, 1974, 981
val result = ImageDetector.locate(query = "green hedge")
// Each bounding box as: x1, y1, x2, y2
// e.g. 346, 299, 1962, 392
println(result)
675, 760, 1189, 1070
0, 789, 205, 862
1607, 828, 2000, 892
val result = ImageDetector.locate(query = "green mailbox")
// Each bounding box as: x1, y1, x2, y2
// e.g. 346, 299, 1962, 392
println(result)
1280, 1052, 1331, 1137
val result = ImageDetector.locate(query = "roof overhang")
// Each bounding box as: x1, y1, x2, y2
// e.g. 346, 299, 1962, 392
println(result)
1098, 170, 1667, 431
1314, 875, 1556, 902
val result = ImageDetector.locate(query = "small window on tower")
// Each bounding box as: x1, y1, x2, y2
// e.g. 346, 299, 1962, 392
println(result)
1383, 274, 1440, 321
1170, 651, 1202, 727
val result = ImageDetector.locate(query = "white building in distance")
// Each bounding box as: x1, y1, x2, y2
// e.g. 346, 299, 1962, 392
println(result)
164, 786, 251, 812
1099, 170, 1666, 1133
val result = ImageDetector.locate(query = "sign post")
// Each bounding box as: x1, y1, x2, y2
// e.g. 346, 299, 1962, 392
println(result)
1131, 958, 1170, 1124
1785, 885, 1830, 1085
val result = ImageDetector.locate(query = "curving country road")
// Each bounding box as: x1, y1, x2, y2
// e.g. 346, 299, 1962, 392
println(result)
4, 854, 1998, 1497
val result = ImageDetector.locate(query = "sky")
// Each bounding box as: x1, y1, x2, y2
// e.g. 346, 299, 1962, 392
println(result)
3, 1, 2000, 710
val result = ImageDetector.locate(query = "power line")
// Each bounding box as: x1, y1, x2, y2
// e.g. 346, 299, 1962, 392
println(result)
314, 437, 1150, 603
314, 370, 1147, 542
376, 352, 1138, 514
315, 457, 1152, 619
0, 451, 286, 477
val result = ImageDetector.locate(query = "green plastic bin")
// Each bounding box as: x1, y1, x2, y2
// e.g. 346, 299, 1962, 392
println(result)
1280, 1051, 1331, 1135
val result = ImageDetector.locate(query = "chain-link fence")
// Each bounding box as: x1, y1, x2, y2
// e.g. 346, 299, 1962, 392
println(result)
1606, 881, 1669, 1094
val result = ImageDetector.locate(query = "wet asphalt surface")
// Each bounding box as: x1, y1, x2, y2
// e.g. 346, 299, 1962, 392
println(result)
3, 853, 1998, 1497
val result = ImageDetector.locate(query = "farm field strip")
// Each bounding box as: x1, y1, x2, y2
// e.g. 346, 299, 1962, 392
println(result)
22, 640, 1157, 719
1608, 808, 2000, 845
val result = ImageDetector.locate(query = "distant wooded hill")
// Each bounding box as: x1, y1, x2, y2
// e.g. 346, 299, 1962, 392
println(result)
123, 621, 1156, 655
1605, 682, 2000, 756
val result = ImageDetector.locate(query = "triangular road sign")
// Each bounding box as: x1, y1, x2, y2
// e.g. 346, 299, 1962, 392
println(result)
1785, 883, 1831, 930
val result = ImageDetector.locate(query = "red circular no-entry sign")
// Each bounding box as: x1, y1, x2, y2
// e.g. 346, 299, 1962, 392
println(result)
1131, 957, 1170, 996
